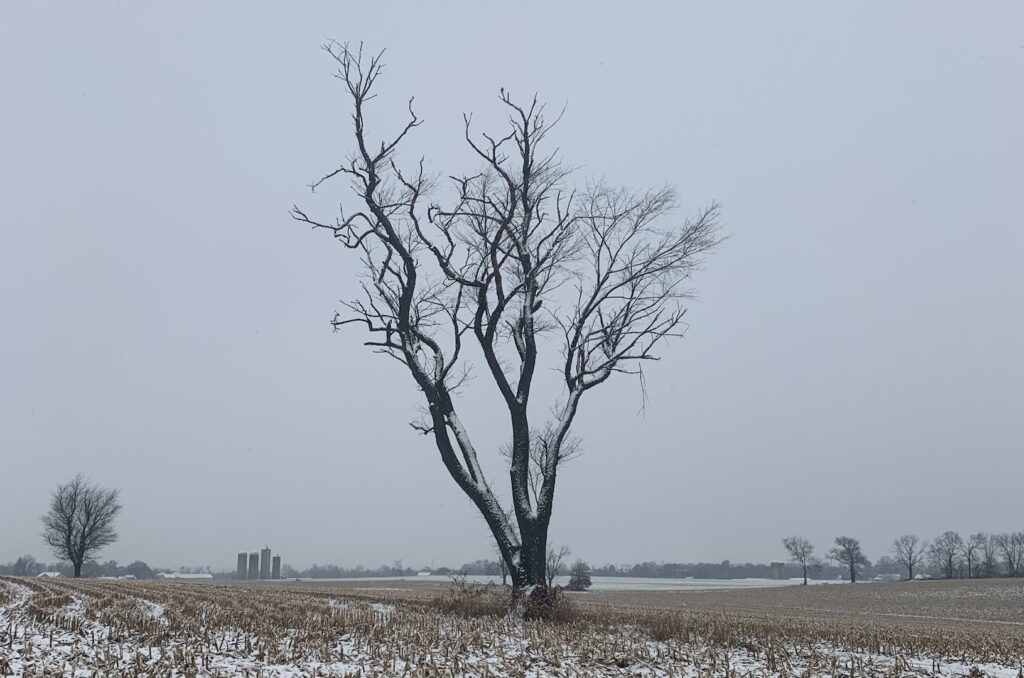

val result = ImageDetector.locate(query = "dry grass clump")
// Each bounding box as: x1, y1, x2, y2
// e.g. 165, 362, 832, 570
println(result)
428, 577, 576, 623
431, 575, 513, 617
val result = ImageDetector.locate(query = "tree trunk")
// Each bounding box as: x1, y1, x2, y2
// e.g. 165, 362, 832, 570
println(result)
849, 562, 856, 583
802, 564, 808, 585
908, 563, 913, 580
73, 561, 82, 578
515, 521, 549, 588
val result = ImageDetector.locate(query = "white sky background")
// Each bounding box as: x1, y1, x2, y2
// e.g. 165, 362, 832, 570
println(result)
1, 2, 1021, 571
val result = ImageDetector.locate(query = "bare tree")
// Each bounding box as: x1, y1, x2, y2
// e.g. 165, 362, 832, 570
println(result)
993, 532, 1024, 577
928, 531, 964, 579
545, 544, 571, 588
41, 474, 122, 578
292, 42, 721, 594
492, 540, 509, 586
962, 532, 986, 579
500, 426, 582, 507
980, 533, 1000, 578
781, 536, 817, 585
891, 534, 927, 581
828, 536, 869, 583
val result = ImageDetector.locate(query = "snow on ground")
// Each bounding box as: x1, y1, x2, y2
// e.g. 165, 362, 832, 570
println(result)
1, 577, 1020, 677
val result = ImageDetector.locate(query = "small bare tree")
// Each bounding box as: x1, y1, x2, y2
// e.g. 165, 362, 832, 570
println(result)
545, 544, 571, 587
828, 536, 869, 583
41, 474, 122, 578
493, 542, 509, 586
500, 426, 582, 507
293, 42, 721, 593
781, 536, 817, 585
891, 534, 927, 581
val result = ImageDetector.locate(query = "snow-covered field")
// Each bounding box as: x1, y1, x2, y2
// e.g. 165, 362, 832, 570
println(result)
1, 576, 1021, 677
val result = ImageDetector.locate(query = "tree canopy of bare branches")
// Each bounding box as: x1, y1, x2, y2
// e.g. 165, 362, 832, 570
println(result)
891, 534, 927, 580
781, 536, 818, 585
993, 532, 1024, 577
963, 532, 986, 579
293, 42, 722, 591
545, 544, 571, 588
828, 536, 869, 583
41, 473, 122, 577
928, 530, 964, 580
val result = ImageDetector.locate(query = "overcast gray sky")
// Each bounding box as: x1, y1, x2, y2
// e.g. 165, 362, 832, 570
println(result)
1, 2, 1021, 572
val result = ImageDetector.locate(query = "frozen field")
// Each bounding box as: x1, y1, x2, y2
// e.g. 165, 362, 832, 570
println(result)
2, 576, 1022, 676
291, 574, 808, 592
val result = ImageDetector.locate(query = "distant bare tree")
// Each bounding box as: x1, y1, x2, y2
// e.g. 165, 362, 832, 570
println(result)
493, 541, 509, 586
545, 544, 571, 587
41, 474, 122, 577
293, 42, 722, 595
928, 531, 964, 579
828, 536, 869, 583
891, 534, 927, 580
781, 536, 817, 585
980, 534, 1000, 578
993, 532, 1024, 577
962, 532, 986, 579
500, 426, 582, 506
12, 555, 39, 577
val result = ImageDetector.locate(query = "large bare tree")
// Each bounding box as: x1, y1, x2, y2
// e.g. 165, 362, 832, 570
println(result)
891, 534, 927, 580
41, 473, 122, 577
293, 43, 721, 592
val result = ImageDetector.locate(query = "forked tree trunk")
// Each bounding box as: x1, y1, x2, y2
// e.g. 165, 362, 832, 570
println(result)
293, 43, 721, 620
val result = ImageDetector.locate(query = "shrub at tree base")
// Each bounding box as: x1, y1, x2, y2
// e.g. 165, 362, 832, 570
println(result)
567, 560, 593, 591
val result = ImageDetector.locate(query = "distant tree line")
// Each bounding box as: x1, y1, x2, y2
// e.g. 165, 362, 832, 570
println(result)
778, 531, 1024, 583
0, 556, 157, 579
587, 560, 852, 580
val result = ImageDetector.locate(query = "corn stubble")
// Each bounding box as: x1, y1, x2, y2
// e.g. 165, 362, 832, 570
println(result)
1, 577, 1021, 676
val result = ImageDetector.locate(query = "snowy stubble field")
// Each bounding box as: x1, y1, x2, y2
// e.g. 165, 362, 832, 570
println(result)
2, 576, 1022, 677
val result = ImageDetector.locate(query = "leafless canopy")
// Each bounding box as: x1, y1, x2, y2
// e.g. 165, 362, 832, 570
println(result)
293, 42, 722, 589
891, 534, 927, 580
992, 532, 1024, 577
962, 532, 986, 579
545, 543, 571, 588
781, 536, 818, 585
828, 536, 869, 583
928, 530, 964, 580
41, 473, 122, 577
